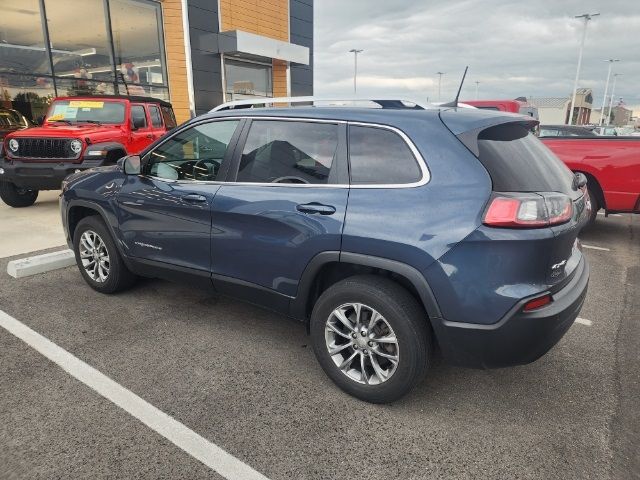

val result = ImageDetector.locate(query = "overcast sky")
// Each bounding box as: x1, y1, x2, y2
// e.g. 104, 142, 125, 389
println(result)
314, 0, 640, 115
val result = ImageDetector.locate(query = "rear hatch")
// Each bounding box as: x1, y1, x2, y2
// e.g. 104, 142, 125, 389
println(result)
441, 110, 588, 289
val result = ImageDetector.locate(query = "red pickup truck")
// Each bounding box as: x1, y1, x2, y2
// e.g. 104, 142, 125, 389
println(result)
463, 99, 639, 225
0, 95, 176, 207
540, 136, 640, 224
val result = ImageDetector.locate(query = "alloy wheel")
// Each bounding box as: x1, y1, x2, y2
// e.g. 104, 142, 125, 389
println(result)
79, 230, 110, 283
325, 302, 399, 385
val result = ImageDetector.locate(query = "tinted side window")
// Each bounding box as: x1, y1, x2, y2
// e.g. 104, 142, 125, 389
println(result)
477, 124, 574, 193
237, 120, 338, 184
148, 105, 163, 128
348, 125, 421, 185
147, 120, 239, 181
131, 105, 147, 129
161, 105, 177, 128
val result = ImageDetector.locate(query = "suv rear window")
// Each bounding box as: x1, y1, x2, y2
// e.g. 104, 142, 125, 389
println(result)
348, 125, 421, 185
477, 123, 574, 193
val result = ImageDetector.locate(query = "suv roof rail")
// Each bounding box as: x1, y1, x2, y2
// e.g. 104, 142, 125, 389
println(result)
210, 96, 434, 112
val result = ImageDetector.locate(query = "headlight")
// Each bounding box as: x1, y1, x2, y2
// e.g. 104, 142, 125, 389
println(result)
8, 139, 19, 153
70, 139, 83, 154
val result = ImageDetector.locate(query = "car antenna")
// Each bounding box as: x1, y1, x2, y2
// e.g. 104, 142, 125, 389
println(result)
439, 66, 468, 108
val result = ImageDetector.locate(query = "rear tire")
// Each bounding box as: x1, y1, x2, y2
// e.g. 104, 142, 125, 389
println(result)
73, 216, 136, 294
0, 181, 38, 207
310, 275, 430, 403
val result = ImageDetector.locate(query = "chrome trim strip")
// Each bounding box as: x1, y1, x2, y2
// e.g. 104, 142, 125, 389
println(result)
144, 116, 430, 189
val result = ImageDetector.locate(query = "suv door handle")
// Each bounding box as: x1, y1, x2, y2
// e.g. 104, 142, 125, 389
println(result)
146, 134, 155, 139
182, 194, 207, 203
296, 202, 336, 215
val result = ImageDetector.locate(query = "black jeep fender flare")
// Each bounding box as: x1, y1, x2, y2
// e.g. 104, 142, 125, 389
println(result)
291, 251, 443, 322
83, 142, 128, 164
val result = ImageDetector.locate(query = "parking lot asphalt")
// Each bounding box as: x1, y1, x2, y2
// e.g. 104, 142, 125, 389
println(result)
0, 213, 638, 480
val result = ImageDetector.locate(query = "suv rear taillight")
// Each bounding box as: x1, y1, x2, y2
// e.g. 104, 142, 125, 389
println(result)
483, 192, 573, 228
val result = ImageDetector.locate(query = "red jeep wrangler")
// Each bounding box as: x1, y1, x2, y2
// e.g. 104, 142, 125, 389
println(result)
0, 95, 176, 207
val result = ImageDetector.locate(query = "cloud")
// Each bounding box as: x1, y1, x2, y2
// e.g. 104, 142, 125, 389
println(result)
314, 0, 640, 116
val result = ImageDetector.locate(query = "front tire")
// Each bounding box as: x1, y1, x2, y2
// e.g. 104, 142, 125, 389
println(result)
0, 181, 38, 207
310, 275, 430, 403
73, 216, 136, 294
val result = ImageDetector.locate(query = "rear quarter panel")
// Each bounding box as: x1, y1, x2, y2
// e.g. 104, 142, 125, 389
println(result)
542, 137, 640, 211
342, 116, 492, 286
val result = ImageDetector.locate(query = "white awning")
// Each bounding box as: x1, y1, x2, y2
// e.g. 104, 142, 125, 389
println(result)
217, 30, 309, 65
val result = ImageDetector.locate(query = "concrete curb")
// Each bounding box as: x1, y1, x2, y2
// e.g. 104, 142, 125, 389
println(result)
7, 249, 76, 279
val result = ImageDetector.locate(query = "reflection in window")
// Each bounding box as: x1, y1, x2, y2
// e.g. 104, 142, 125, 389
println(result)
148, 121, 239, 181
225, 59, 272, 101
45, 0, 115, 92
237, 121, 338, 184
109, 0, 167, 93
0, 0, 50, 74
0, 74, 55, 121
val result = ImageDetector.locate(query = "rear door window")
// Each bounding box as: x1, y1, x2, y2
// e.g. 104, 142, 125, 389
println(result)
348, 125, 421, 185
148, 105, 163, 128
477, 123, 574, 193
236, 120, 339, 184
130, 105, 148, 129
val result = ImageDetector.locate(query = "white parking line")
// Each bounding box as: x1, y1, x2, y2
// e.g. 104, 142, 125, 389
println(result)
596, 212, 621, 217
582, 244, 611, 252
575, 317, 593, 326
0, 309, 270, 480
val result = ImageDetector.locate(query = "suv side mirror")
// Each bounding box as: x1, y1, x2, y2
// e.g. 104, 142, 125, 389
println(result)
119, 155, 141, 175
35, 115, 45, 126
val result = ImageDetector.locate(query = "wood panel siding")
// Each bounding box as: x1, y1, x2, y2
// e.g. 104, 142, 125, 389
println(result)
161, 0, 191, 124
273, 59, 288, 98
220, 0, 289, 42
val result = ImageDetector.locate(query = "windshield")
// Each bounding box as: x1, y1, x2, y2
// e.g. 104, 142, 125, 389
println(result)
46, 100, 126, 125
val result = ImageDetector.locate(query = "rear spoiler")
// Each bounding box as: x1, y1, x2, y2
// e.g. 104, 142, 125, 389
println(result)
439, 109, 538, 157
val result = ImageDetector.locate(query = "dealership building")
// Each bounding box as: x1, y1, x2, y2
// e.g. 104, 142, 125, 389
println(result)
0, 0, 313, 124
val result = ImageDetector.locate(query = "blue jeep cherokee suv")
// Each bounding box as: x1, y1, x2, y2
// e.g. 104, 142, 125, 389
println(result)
60, 100, 590, 403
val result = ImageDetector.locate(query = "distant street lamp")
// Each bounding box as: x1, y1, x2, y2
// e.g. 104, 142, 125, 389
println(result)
436, 72, 445, 101
568, 12, 599, 125
598, 59, 620, 126
349, 49, 363, 94
606, 73, 622, 126
474, 81, 480, 100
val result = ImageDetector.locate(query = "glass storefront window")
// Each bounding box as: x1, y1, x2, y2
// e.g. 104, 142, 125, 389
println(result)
109, 0, 167, 89
0, 74, 55, 121
0, 0, 50, 74
56, 78, 116, 97
225, 59, 273, 101
0, 0, 169, 123
45, 0, 115, 84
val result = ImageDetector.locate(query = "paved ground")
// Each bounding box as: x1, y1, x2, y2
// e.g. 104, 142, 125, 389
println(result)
0, 213, 638, 479
0, 190, 66, 259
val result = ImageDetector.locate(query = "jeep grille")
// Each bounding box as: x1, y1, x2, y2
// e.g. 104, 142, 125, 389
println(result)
12, 138, 78, 159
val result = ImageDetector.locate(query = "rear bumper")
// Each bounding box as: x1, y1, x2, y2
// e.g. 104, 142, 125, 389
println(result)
0, 157, 107, 190
432, 257, 589, 368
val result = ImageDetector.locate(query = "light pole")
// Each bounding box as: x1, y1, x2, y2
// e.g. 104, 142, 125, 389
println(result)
606, 73, 622, 126
475, 81, 480, 100
568, 12, 599, 125
598, 59, 619, 125
349, 49, 363, 94
436, 72, 445, 101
